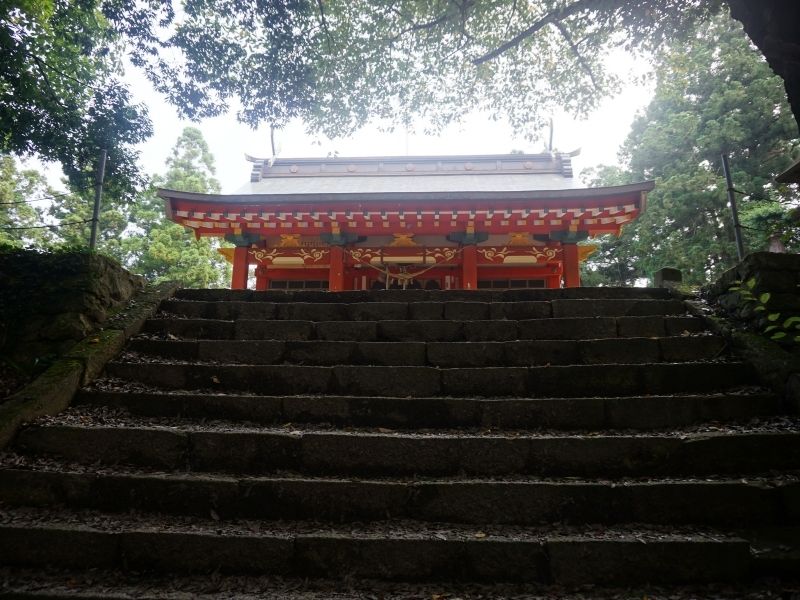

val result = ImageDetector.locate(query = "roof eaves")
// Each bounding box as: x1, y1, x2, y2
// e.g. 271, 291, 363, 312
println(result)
157, 180, 655, 205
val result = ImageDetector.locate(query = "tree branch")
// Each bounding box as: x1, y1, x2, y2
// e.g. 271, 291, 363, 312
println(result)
473, 0, 597, 65
553, 20, 599, 89
503, 0, 519, 38
388, 10, 452, 43
316, 0, 333, 53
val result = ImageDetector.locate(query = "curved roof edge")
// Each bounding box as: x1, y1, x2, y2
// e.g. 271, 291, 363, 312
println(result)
158, 180, 655, 205
244, 151, 582, 164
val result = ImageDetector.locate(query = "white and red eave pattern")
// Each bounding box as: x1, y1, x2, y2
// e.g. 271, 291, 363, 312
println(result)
167, 195, 644, 238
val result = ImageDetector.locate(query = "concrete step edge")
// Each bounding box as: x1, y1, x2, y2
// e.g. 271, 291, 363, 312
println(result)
1, 468, 793, 527
124, 336, 727, 367
0, 515, 752, 583
14, 422, 800, 477
139, 315, 707, 342
75, 388, 781, 431
101, 360, 758, 399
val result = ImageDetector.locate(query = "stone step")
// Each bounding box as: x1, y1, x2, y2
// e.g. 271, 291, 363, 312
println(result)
76, 389, 780, 430
140, 315, 707, 342
174, 287, 674, 303
158, 298, 687, 321
0, 509, 750, 584
126, 336, 726, 367
102, 361, 757, 398
15, 423, 800, 477
1, 467, 794, 527
0, 569, 791, 600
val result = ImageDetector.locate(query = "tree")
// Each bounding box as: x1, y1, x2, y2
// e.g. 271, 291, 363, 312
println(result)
98, 0, 800, 143
584, 15, 800, 287
1, 1, 152, 199
46, 186, 129, 259
726, 1, 800, 136
109, 0, 723, 140
5, 1, 800, 172
0, 155, 54, 249
122, 127, 230, 288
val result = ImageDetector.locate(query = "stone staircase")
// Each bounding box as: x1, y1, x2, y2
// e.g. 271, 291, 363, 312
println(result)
1, 287, 799, 595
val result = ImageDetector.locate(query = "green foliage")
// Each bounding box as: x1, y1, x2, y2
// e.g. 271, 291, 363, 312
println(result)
2, 127, 231, 287
730, 278, 800, 344
1, 1, 152, 199
585, 14, 800, 287
120, 127, 230, 288
0, 155, 54, 248
102, 0, 726, 141
46, 186, 129, 260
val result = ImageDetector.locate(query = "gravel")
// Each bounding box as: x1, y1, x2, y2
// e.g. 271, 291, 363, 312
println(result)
23, 404, 800, 439
2, 566, 797, 599
0, 504, 751, 542
3, 451, 798, 485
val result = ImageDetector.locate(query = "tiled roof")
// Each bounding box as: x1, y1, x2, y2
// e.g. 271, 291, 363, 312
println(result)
234, 153, 580, 195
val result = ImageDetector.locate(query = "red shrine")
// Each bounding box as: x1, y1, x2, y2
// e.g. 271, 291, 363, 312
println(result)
158, 153, 653, 291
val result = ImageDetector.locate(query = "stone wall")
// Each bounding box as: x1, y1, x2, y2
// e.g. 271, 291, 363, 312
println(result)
0, 250, 144, 388
707, 252, 800, 320
703, 251, 800, 412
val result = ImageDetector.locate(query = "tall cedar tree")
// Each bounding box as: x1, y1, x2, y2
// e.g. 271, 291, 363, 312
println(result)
121, 127, 231, 288
583, 15, 800, 287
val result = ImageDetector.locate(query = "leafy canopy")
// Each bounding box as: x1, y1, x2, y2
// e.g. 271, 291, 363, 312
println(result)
106, 0, 726, 140
120, 127, 230, 288
0, 155, 54, 249
584, 14, 800, 287
1, 1, 152, 199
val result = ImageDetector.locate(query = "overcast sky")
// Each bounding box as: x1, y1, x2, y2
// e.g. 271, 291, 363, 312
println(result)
27, 50, 653, 194
121, 48, 654, 193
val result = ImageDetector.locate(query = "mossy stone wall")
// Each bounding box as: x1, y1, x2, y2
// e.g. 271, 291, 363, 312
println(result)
0, 251, 144, 376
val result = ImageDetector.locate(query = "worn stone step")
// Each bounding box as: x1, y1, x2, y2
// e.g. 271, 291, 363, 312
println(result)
0, 569, 789, 600
174, 287, 674, 303
158, 298, 687, 321
76, 389, 780, 431
0, 509, 749, 584
126, 336, 726, 367
0, 467, 793, 527
102, 361, 756, 398
14, 423, 800, 477
744, 526, 800, 580
140, 315, 707, 342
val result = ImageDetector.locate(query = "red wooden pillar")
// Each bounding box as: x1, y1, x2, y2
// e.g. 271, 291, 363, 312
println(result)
462, 244, 478, 290
562, 243, 581, 288
231, 246, 250, 290
255, 265, 269, 292
329, 245, 345, 291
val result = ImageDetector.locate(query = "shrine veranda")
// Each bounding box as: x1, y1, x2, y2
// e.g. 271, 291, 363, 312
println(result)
158, 153, 653, 291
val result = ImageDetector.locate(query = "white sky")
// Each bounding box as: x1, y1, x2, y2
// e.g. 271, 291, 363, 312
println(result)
125, 50, 654, 193
29, 50, 654, 193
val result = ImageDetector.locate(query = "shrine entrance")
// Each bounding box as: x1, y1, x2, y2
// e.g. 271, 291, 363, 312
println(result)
160, 153, 652, 290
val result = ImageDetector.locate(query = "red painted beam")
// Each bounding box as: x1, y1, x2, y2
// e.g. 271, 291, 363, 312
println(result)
329, 246, 345, 291
231, 246, 250, 290
562, 244, 580, 288
462, 245, 478, 291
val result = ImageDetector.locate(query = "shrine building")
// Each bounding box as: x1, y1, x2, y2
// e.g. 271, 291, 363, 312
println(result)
158, 153, 653, 291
